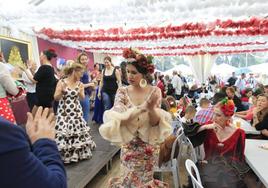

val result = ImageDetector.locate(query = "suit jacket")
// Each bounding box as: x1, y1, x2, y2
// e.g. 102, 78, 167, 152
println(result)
0, 117, 66, 188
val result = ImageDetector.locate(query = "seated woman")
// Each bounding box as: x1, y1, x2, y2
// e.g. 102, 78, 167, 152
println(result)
177, 96, 191, 117
166, 95, 177, 115
99, 48, 172, 187
195, 98, 247, 188
235, 92, 257, 121
252, 94, 268, 139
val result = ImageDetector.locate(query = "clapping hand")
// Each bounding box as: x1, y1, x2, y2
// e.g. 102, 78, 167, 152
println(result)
144, 90, 159, 110
61, 81, 67, 94
26, 107, 56, 144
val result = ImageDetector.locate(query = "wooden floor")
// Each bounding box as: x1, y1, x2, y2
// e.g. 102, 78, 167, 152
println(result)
65, 121, 120, 188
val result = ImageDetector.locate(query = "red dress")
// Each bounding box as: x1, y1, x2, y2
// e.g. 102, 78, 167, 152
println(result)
204, 128, 245, 162
0, 97, 16, 123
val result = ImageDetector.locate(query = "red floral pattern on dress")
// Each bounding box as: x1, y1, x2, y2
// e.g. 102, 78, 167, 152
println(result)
107, 87, 168, 188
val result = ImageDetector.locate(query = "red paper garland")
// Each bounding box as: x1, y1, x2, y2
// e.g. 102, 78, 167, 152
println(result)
83, 41, 266, 51
100, 48, 268, 56
37, 17, 268, 42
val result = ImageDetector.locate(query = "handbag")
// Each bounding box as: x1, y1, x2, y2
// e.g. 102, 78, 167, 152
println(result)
8, 81, 29, 125
10, 94, 29, 125
158, 135, 179, 167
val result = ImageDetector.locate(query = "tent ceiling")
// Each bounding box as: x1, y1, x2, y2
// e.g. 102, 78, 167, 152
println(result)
1, 0, 268, 55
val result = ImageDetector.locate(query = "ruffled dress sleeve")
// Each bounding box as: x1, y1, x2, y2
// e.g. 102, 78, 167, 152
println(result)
99, 87, 172, 145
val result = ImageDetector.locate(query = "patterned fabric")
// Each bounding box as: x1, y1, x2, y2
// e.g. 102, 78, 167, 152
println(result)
55, 82, 96, 163
194, 106, 214, 125
0, 97, 16, 123
109, 138, 168, 188
102, 86, 169, 188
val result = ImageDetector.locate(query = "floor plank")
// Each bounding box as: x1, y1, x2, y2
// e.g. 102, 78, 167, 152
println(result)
66, 120, 120, 188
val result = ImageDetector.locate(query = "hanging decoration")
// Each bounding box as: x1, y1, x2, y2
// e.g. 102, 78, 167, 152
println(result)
38, 17, 268, 42
36, 17, 268, 56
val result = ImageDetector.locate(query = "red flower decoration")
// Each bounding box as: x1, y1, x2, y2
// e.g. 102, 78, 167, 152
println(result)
123, 48, 136, 59
48, 48, 56, 53
220, 98, 235, 116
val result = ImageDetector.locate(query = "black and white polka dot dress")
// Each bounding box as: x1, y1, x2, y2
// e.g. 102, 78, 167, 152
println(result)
55, 83, 96, 163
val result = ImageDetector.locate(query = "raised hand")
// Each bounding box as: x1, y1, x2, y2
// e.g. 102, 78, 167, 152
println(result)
26, 107, 56, 144
61, 81, 67, 94
144, 89, 160, 110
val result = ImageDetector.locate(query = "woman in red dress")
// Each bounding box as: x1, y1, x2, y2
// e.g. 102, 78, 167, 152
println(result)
0, 61, 19, 123
196, 98, 248, 188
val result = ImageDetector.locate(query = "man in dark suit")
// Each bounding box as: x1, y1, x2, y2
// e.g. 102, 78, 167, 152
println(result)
0, 107, 66, 188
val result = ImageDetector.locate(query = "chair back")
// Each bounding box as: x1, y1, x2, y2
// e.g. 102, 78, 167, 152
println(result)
170, 126, 184, 161
171, 120, 182, 135
185, 159, 203, 188
179, 135, 197, 163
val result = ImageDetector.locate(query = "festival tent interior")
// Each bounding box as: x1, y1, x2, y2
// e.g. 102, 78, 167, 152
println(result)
2, 1, 268, 188
1, 0, 268, 82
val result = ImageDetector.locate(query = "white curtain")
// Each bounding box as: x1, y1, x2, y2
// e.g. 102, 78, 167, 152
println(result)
187, 53, 216, 84
0, 26, 40, 66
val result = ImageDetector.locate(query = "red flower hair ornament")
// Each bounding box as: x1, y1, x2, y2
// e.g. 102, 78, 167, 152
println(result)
220, 97, 235, 117
123, 48, 155, 74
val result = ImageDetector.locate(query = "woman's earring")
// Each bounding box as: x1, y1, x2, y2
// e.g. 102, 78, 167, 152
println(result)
139, 78, 147, 88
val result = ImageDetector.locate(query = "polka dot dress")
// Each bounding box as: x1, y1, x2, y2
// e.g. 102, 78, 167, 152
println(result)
0, 97, 16, 124
55, 83, 96, 163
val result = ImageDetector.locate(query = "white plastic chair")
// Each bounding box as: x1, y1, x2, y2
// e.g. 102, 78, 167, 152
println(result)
171, 120, 183, 135
179, 136, 197, 163
154, 126, 184, 188
185, 159, 204, 188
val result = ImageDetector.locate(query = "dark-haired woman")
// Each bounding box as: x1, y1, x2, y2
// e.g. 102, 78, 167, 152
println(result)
98, 56, 121, 111
99, 49, 172, 187
252, 94, 268, 139
22, 49, 57, 113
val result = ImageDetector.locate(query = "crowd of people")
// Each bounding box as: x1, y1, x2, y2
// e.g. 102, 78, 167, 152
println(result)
1, 46, 268, 187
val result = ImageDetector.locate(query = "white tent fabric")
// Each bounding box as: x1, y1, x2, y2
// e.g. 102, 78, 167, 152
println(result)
1, 0, 268, 31
164, 64, 193, 76
1, 0, 268, 53
187, 54, 216, 83
211, 63, 237, 76
248, 63, 268, 74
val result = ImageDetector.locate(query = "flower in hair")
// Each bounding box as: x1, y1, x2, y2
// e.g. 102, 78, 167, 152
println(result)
220, 97, 235, 116
123, 48, 136, 59
122, 48, 155, 74
48, 48, 56, 53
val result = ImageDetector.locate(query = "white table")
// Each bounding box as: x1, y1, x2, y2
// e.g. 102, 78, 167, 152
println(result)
233, 116, 260, 135
245, 139, 268, 188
